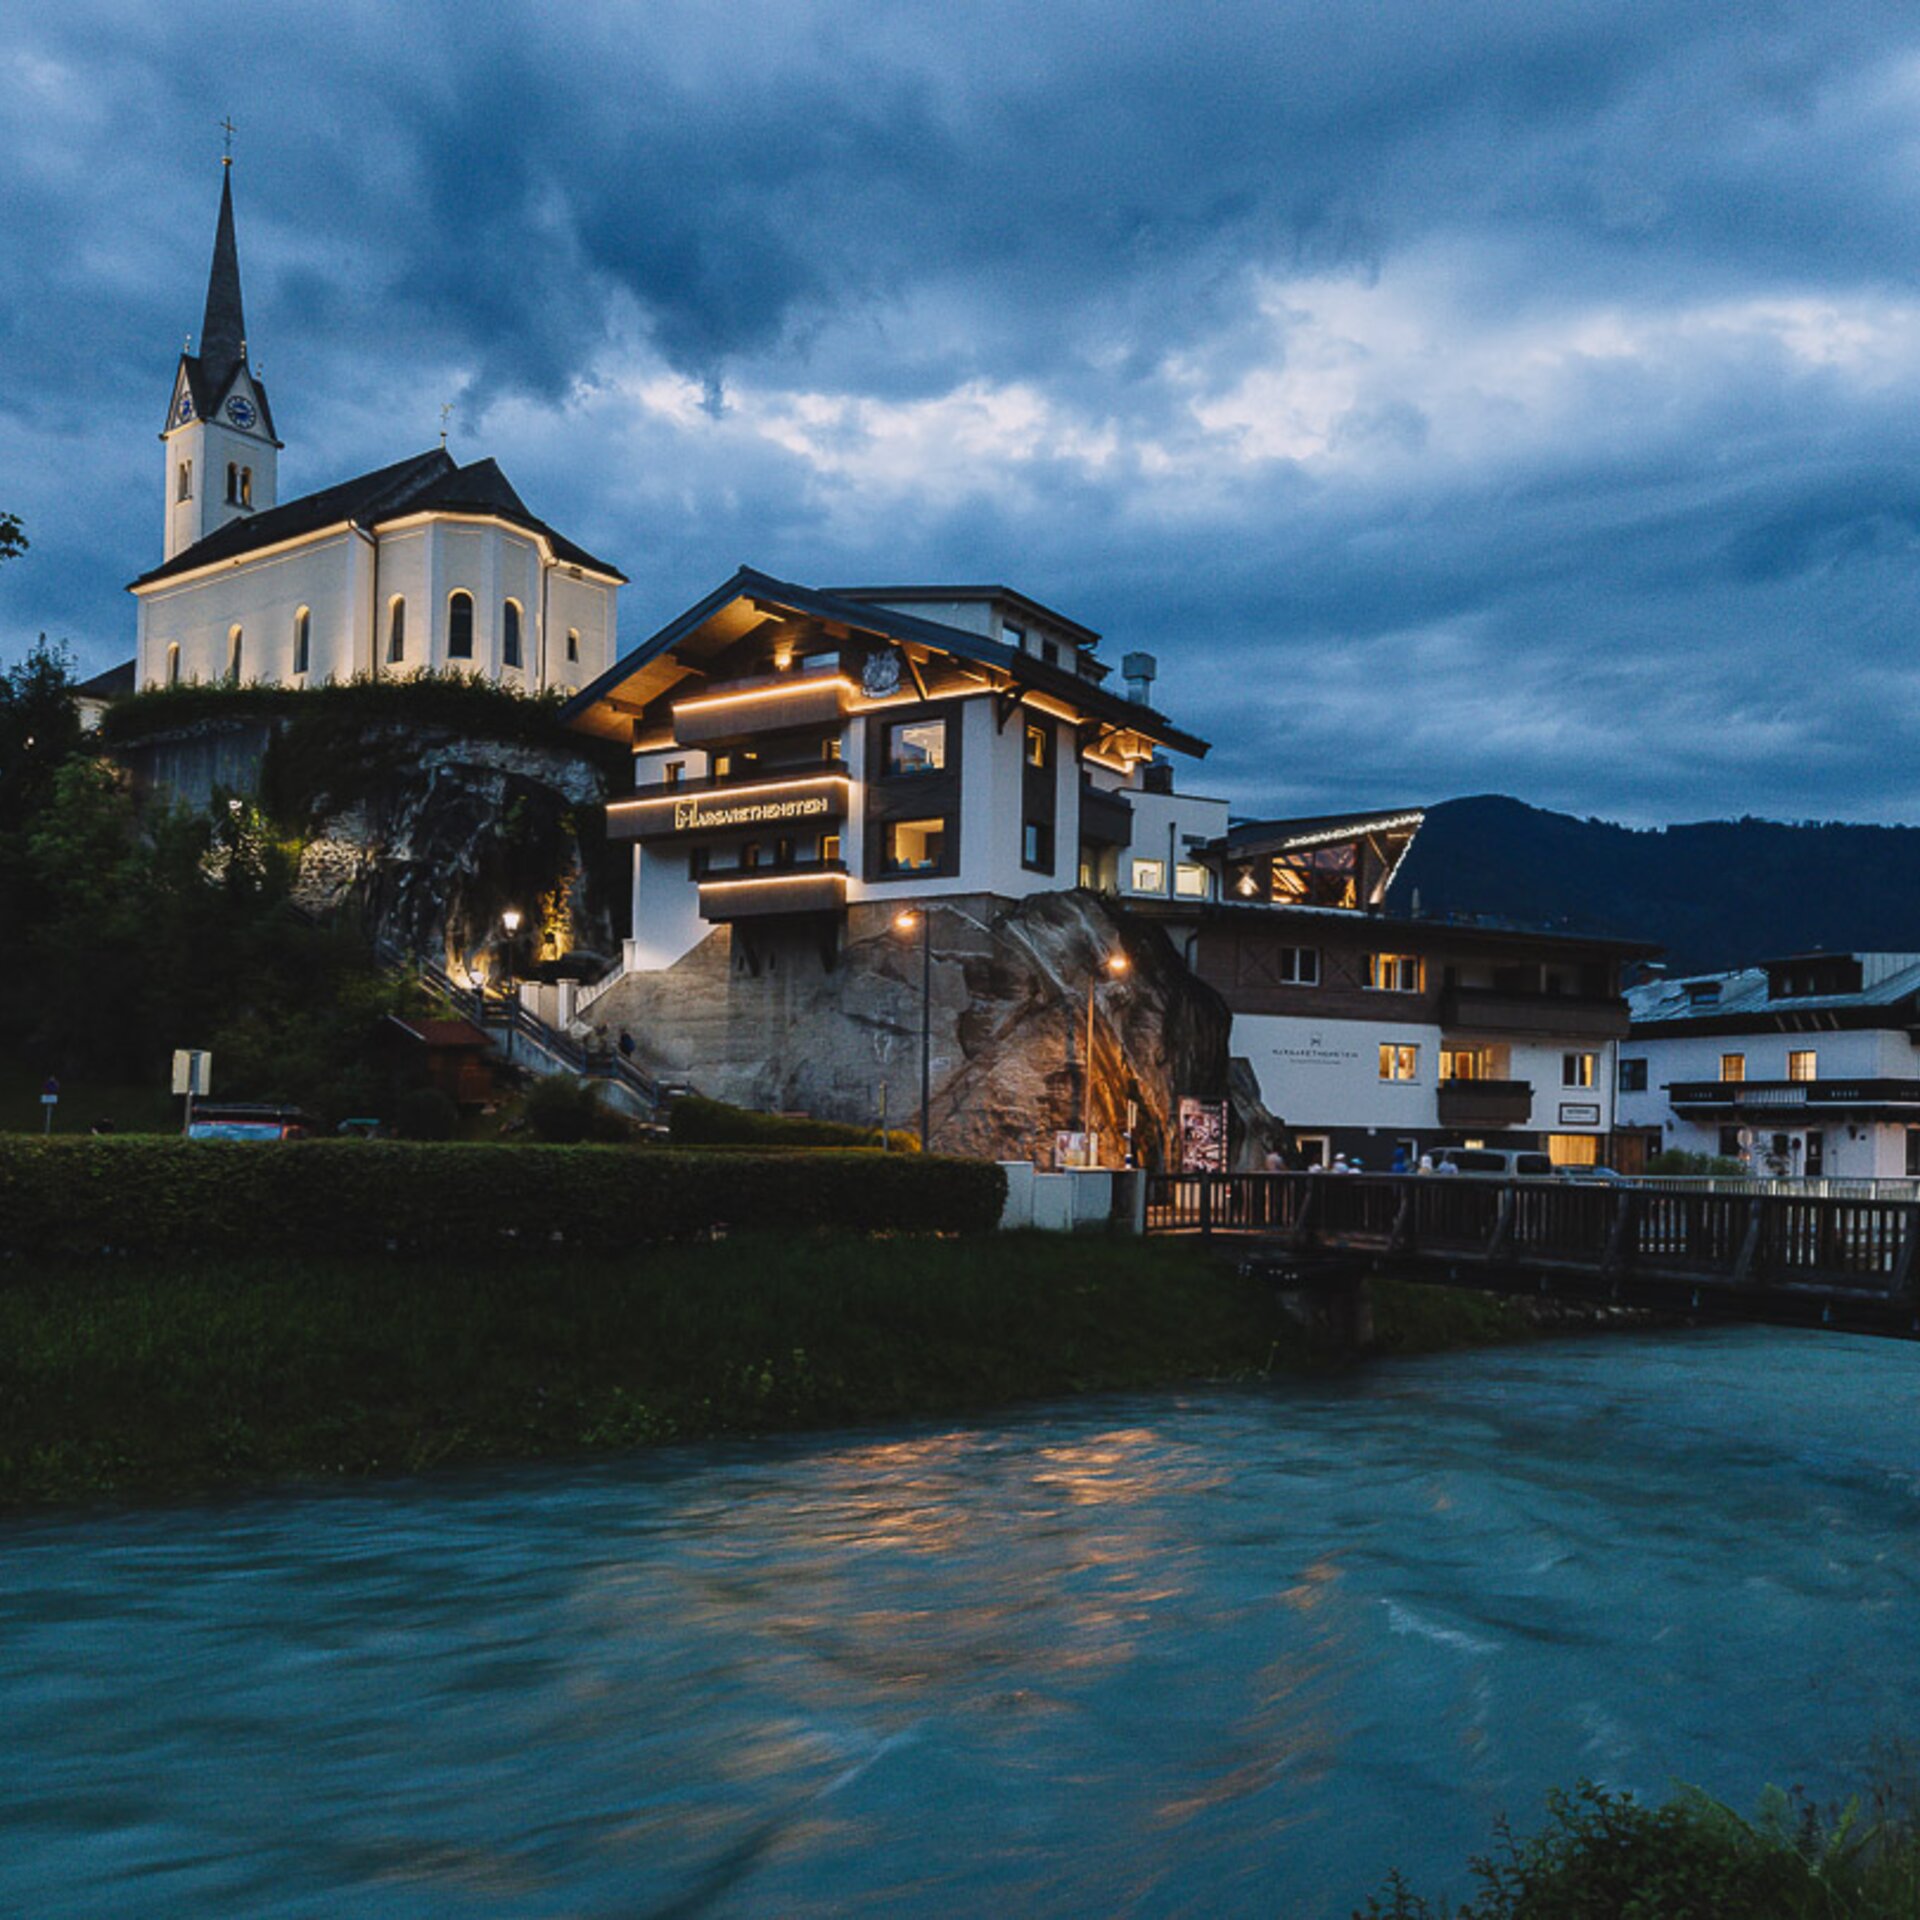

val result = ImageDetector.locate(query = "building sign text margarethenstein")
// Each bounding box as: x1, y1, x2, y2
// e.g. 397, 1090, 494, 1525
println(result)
672, 794, 832, 833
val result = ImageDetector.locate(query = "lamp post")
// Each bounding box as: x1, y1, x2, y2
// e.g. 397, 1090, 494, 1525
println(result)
893, 908, 933, 1153
1082, 949, 1130, 1166
501, 908, 522, 1061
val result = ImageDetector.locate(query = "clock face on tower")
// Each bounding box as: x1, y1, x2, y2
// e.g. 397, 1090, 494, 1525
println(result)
224, 396, 257, 430
173, 392, 195, 426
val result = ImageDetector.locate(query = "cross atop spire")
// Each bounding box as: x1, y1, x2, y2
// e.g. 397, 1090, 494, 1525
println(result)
219, 115, 236, 166
198, 161, 247, 377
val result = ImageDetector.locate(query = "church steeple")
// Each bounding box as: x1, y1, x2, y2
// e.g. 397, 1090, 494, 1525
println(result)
160, 152, 281, 563
198, 163, 247, 379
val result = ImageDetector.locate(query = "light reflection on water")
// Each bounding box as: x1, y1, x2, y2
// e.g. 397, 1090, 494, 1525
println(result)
3, 1328, 1919, 1917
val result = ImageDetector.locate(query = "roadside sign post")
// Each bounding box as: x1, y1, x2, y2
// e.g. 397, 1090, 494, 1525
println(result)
171, 1050, 211, 1136
39, 1077, 59, 1137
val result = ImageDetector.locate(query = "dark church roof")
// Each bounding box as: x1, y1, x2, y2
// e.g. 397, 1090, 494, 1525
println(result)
129, 449, 625, 588
74, 660, 136, 701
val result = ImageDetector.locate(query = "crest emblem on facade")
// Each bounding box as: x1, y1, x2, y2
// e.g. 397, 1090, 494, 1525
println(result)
862, 648, 903, 697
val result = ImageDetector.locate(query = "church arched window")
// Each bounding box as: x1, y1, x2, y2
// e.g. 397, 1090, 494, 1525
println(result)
177, 461, 192, 503
226, 463, 239, 505
293, 608, 311, 678
388, 598, 406, 665
165, 643, 181, 688
566, 628, 580, 663
502, 599, 523, 670
239, 468, 253, 509
227, 626, 244, 684
448, 591, 474, 660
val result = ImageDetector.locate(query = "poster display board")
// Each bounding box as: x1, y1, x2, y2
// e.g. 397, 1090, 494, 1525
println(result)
1177, 1097, 1228, 1173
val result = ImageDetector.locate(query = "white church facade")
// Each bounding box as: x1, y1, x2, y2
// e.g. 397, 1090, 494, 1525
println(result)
129, 165, 622, 695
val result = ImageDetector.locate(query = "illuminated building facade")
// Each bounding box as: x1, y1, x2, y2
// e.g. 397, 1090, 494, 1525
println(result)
562, 570, 1227, 971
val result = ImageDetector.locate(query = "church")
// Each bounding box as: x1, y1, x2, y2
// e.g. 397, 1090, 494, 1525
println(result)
128, 163, 624, 695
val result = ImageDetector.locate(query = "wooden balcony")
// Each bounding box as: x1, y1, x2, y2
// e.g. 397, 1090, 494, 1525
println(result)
1437, 1078, 1534, 1127
697, 859, 848, 923
1440, 986, 1629, 1040
1668, 1078, 1920, 1115
671, 673, 854, 746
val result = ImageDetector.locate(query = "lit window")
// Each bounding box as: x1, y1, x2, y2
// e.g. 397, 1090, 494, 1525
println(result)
1025, 722, 1050, 769
1618, 1058, 1648, 1092
1367, 953, 1424, 993
1131, 858, 1166, 892
503, 600, 523, 670
884, 817, 946, 872
820, 833, 841, 864
566, 628, 580, 663
1273, 843, 1359, 909
1174, 863, 1208, 898
1720, 1053, 1746, 1083
1023, 820, 1054, 871
388, 598, 406, 664
1441, 1049, 1486, 1081
1548, 1135, 1599, 1168
177, 461, 192, 502
293, 608, 310, 677
887, 718, 946, 775
449, 591, 474, 660
227, 626, 243, 684
165, 643, 180, 688
1379, 1044, 1420, 1082
1788, 1049, 1817, 1083
1562, 1052, 1596, 1089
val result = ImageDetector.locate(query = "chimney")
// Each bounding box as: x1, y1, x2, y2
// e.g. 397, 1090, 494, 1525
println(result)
1122, 651, 1157, 704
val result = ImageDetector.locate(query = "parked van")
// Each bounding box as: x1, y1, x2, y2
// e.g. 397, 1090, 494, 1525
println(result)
1430, 1146, 1555, 1177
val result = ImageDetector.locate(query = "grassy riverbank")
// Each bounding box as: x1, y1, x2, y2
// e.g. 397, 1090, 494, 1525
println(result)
0, 1235, 1531, 1507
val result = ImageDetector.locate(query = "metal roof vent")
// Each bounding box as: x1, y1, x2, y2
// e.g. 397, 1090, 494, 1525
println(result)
1122, 651, 1157, 704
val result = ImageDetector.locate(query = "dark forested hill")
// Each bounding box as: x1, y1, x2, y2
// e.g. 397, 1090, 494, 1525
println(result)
1385, 795, 1920, 974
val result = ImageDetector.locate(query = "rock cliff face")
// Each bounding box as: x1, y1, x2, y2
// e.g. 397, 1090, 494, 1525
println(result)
586, 891, 1257, 1167
120, 715, 619, 979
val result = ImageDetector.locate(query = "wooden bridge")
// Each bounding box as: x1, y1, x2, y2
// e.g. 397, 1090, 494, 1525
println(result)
1144, 1172, 1920, 1340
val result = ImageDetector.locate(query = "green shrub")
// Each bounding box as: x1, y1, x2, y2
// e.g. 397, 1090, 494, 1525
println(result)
0, 1137, 1004, 1260
668, 1092, 918, 1152
521, 1075, 629, 1144
1360, 1779, 1920, 1919
392, 1087, 458, 1141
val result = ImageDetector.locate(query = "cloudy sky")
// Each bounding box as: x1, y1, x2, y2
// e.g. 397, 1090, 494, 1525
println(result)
6, 0, 1920, 825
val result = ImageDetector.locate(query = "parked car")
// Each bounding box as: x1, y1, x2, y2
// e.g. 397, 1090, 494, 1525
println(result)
1429, 1147, 1556, 1177
1553, 1164, 1633, 1185
185, 1103, 315, 1142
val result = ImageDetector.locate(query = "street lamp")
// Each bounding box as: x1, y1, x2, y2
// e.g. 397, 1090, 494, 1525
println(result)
501, 908, 523, 1061
1082, 949, 1130, 1165
893, 908, 932, 1153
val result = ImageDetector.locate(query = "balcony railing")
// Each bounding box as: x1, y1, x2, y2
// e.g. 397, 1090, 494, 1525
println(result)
1668, 1078, 1920, 1111
1436, 1078, 1534, 1127
1440, 986, 1629, 1039
696, 858, 849, 923
671, 672, 855, 746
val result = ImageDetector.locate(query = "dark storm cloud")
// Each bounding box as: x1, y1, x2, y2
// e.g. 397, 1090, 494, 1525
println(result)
7, 0, 1920, 822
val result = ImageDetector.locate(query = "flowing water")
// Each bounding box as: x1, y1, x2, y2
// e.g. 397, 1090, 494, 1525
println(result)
4, 1327, 1918, 1917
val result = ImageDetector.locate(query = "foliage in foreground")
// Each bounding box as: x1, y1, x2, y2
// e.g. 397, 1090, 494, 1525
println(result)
0, 1233, 1290, 1505
668, 1091, 919, 1152
1359, 1779, 1920, 1919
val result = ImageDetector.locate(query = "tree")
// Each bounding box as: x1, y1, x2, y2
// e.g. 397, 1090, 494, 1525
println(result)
0, 636, 83, 835
0, 513, 24, 565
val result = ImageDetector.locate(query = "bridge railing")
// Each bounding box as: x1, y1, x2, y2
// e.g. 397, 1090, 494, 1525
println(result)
1145, 1172, 1920, 1294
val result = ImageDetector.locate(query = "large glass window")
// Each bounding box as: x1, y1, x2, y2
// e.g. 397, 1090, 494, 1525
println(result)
1441, 1048, 1489, 1081
884, 817, 946, 873
1131, 857, 1166, 893
887, 718, 946, 775
1174, 863, 1208, 898
1272, 841, 1358, 909
449, 591, 474, 660
1379, 1044, 1419, 1082
1367, 953, 1424, 993
503, 600, 523, 669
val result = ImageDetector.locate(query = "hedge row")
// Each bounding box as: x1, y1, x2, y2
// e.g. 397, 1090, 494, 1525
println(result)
668, 1094, 919, 1153
0, 1139, 1006, 1260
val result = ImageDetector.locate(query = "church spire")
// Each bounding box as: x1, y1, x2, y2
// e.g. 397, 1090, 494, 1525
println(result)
198, 161, 247, 377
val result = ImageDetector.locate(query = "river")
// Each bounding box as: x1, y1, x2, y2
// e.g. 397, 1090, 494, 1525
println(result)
3, 1327, 1916, 1917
